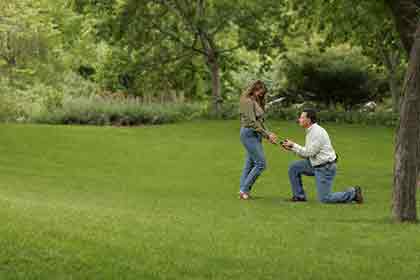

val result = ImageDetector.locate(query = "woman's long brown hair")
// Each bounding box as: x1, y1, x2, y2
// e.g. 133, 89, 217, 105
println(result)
240, 80, 267, 109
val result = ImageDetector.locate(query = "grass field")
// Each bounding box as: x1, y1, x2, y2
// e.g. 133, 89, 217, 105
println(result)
0, 120, 419, 279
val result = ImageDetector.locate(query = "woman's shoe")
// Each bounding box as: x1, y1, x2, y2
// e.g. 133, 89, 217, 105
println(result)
239, 192, 250, 200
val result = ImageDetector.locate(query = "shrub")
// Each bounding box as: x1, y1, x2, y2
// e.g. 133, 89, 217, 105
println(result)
0, 79, 48, 122
266, 106, 398, 127
0, 70, 102, 123
275, 44, 385, 110
32, 96, 204, 126
202, 101, 240, 120
59, 71, 99, 97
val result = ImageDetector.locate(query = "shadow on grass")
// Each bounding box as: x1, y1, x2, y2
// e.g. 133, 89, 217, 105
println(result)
239, 196, 415, 226
333, 217, 394, 225
334, 217, 420, 226
244, 195, 319, 206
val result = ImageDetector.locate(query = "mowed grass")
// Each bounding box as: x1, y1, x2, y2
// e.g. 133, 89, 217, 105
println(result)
0, 120, 419, 280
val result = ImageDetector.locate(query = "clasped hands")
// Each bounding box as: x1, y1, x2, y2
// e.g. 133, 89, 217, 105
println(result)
268, 132, 295, 150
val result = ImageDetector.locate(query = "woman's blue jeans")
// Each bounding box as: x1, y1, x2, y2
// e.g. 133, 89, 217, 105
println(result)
288, 159, 355, 203
239, 127, 266, 193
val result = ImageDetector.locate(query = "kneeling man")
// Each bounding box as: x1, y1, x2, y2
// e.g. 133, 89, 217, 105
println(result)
282, 109, 363, 203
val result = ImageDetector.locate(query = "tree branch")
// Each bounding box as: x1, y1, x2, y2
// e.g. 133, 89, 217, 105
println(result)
385, 0, 420, 55
138, 50, 195, 72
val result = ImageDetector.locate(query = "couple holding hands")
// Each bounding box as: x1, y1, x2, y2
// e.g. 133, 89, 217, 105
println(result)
239, 80, 363, 204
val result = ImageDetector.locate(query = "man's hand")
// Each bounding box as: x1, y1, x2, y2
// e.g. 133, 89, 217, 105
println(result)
268, 132, 278, 144
282, 139, 295, 150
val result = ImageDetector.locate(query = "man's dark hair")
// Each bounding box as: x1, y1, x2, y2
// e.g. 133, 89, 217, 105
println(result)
303, 108, 317, 124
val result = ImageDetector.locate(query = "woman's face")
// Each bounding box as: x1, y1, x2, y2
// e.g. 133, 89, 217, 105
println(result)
254, 87, 265, 98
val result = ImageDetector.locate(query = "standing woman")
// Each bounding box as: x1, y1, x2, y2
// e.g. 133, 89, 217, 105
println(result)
239, 80, 277, 200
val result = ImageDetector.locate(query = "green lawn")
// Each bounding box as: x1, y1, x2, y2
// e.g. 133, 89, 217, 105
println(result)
0, 120, 419, 280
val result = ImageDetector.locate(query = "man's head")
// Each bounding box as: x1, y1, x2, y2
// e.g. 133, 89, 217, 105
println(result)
298, 109, 317, 128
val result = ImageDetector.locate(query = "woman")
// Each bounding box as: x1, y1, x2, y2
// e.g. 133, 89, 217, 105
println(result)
239, 80, 277, 200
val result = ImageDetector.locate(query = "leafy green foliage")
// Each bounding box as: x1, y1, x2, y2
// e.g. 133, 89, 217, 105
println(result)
32, 96, 204, 125
266, 107, 399, 127
286, 0, 401, 60
0, 1, 59, 83
0, 0, 410, 125
88, 0, 289, 102
285, 0, 408, 113
276, 44, 385, 110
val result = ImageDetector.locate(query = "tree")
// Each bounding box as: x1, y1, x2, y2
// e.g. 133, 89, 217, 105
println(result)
286, 1, 405, 113
0, 0, 58, 84
392, 24, 420, 222
107, 0, 287, 115
0, 0, 98, 87
386, 0, 420, 222
278, 44, 379, 110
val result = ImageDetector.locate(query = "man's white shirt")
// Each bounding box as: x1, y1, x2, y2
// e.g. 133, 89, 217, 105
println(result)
291, 123, 336, 167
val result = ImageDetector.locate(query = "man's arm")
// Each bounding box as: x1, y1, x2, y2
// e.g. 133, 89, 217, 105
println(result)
291, 138, 322, 158
282, 131, 323, 157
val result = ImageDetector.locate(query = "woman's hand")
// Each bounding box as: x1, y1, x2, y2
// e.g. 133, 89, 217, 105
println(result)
268, 133, 278, 144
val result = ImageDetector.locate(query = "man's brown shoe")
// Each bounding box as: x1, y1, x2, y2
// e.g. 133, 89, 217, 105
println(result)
354, 186, 364, 204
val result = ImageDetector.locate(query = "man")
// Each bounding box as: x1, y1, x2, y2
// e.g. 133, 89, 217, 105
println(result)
281, 109, 363, 203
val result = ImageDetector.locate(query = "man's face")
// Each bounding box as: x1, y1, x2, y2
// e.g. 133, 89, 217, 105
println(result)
298, 112, 311, 128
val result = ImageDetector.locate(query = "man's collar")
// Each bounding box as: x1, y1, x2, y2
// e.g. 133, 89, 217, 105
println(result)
305, 123, 316, 133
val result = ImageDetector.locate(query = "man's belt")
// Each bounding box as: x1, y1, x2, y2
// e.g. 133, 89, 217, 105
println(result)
312, 158, 338, 169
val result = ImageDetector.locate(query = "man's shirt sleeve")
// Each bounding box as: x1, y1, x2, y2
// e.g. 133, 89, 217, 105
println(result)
291, 133, 323, 158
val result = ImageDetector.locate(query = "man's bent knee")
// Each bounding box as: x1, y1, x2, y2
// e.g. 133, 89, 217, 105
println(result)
288, 161, 302, 174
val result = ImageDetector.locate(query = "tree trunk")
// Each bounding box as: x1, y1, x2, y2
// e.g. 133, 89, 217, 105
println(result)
390, 73, 400, 114
418, 125, 420, 188
392, 23, 420, 223
198, 36, 222, 116
207, 53, 222, 117
195, 1, 222, 116
386, 51, 401, 113
160, 92, 164, 104
380, 45, 402, 113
